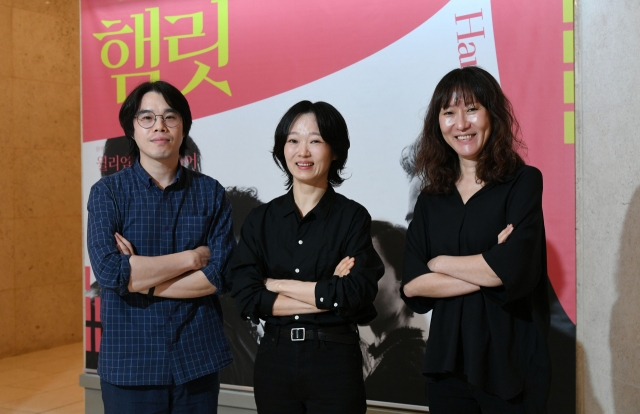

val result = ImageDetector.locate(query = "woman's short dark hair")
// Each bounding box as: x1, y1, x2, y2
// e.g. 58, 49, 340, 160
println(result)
272, 100, 350, 189
118, 80, 193, 160
415, 66, 525, 194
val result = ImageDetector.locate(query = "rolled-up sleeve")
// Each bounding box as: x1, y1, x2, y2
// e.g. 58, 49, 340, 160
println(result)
200, 187, 236, 295
482, 167, 545, 305
87, 181, 131, 296
314, 208, 384, 319
229, 217, 278, 323
400, 195, 437, 314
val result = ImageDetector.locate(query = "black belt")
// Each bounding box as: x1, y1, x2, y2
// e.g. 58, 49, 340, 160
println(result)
265, 324, 359, 345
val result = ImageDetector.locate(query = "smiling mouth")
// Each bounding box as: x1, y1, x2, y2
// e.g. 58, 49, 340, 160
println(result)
456, 134, 474, 141
296, 162, 313, 167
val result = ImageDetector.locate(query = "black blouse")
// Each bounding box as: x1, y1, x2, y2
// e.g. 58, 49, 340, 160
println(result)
229, 186, 384, 327
401, 166, 551, 401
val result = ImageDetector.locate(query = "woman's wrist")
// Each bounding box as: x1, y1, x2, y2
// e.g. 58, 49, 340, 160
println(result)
428, 255, 444, 274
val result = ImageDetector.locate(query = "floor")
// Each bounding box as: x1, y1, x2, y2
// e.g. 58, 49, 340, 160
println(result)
0, 343, 84, 413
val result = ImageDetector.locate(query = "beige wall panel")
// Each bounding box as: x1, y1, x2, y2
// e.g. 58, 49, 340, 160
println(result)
11, 0, 78, 20
0, 0, 82, 358
0, 143, 14, 219
0, 290, 16, 358
11, 79, 79, 151
12, 8, 78, 85
13, 216, 81, 289
0, 219, 15, 292
576, 0, 640, 412
0, 6, 11, 77
14, 280, 82, 354
13, 148, 80, 219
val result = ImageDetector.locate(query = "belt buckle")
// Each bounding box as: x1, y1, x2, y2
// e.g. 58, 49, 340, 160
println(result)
291, 328, 305, 341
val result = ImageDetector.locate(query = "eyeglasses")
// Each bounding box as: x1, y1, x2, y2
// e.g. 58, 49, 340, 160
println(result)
135, 112, 182, 129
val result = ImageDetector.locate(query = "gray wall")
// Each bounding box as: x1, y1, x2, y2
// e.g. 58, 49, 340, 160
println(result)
575, 1, 640, 412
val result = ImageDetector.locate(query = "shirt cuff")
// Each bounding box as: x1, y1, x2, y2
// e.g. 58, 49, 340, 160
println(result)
117, 255, 132, 296
201, 264, 226, 295
258, 289, 279, 319
314, 278, 338, 310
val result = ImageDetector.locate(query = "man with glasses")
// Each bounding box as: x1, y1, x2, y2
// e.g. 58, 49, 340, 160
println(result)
87, 81, 234, 413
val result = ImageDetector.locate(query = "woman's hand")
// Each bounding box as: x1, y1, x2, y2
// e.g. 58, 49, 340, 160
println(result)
115, 232, 135, 255
497, 224, 514, 244
334, 256, 355, 277
428, 224, 513, 270
264, 278, 279, 292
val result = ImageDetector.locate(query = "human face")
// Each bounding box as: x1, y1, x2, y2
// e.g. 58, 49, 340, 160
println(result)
284, 113, 335, 188
439, 96, 491, 163
132, 92, 184, 166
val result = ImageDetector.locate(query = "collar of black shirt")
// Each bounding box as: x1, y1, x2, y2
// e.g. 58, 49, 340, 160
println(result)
279, 185, 337, 221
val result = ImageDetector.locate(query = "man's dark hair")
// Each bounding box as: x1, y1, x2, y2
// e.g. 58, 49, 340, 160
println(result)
118, 80, 193, 160
272, 100, 350, 189
416, 66, 526, 195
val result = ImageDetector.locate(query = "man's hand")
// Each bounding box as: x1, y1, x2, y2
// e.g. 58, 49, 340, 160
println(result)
191, 245, 211, 269
334, 256, 355, 277
116, 234, 209, 272
497, 224, 514, 244
115, 233, 135, 255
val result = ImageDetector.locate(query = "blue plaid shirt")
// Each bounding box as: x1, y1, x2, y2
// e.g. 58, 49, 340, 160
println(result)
87, 161, 234, 386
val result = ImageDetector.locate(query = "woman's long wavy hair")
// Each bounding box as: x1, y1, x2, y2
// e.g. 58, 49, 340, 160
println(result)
415, 66, 526, 195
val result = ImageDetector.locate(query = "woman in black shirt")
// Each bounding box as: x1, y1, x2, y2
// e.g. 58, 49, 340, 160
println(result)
402, 66, 551, 413
229, 100, 384, 413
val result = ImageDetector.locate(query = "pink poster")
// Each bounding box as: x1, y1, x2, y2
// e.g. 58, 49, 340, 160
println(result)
82, 1, 575, 410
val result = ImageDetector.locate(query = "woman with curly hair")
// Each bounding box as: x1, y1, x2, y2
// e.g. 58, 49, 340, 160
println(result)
402, 66, 551, 413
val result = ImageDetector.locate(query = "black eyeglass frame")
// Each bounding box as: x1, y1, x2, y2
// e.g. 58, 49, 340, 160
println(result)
135, 111, 183, 129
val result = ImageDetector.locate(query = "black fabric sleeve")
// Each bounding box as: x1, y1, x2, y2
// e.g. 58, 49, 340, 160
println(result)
400, 195, 437, 314
482, 167, 546, 305
228, 214, 278, 324
314, 207, 384, 320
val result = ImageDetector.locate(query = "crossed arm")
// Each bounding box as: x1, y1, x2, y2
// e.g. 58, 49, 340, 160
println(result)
265, 257, 355, 316
115, 233, 216, 298
403, 225, 513, 299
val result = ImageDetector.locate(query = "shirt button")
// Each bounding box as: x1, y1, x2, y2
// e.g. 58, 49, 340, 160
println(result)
295, 268, 300, 273
298, 240, 303, 245
164, 225, 169, 230
294, 315, 299, 320
247, 316, 250, 320
334, 303, 338, 307
168, 346, 174, 351
168, 317, 172, 322
320, 297, 324, 302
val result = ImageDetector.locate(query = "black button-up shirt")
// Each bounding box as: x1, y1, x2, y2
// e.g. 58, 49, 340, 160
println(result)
229, 186, 384, 326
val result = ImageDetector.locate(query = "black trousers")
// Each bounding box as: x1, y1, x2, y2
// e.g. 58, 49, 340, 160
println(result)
253, 327, 366, 414
427, 375, 538, 414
